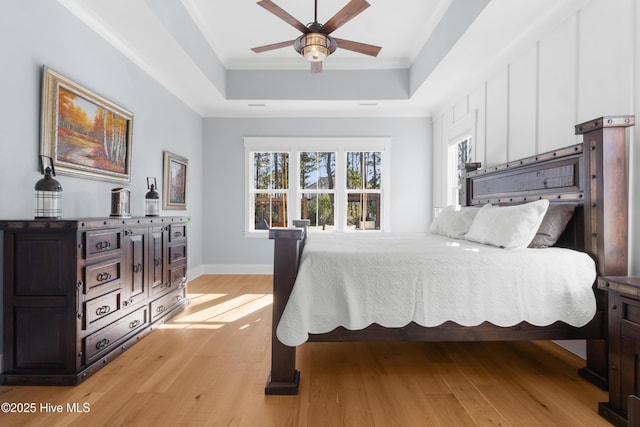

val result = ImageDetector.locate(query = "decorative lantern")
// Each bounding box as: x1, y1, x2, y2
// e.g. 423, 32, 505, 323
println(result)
34, 156, 62, 219
145, 177, 160, 217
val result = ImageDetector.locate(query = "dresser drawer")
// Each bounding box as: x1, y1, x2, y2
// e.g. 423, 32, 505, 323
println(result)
83, 306, 148, 364
83, 288, 122, 330
169, 224, 187, 242
150, 288, 186, 322
84, 229, 122, 259
84, 258, 122, 295
169, 244, 187, 264
169, 264, 187, 287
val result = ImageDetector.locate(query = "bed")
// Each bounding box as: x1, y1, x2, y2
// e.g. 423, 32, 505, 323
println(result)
265, 115, 635, 395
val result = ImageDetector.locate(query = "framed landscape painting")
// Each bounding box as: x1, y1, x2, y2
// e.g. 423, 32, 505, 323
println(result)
163, 151, 188, 210
40, 66, 133, 184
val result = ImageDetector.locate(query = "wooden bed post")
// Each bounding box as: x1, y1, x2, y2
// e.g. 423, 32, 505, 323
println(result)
265, 224, 307, 395
576, 115, 634, 389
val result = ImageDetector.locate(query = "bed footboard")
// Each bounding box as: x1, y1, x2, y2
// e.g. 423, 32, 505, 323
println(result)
265, 221, 308, 395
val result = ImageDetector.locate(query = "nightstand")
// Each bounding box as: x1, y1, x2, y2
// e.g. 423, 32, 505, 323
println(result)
598, 276, 640, 427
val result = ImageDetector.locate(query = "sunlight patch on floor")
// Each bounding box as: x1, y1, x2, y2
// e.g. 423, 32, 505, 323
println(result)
174, 293, 273, 324
186, 292, 227, 306
159, 323, 224, 330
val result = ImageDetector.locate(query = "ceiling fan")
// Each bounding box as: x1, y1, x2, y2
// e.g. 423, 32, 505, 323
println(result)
251, 0, 382, 73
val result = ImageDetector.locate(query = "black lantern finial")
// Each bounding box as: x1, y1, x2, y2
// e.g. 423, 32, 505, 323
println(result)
34, 155, 63, 219
145, 177, 160, 217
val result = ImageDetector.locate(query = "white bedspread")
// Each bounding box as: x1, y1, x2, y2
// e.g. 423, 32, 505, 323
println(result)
276, 233, 597, 346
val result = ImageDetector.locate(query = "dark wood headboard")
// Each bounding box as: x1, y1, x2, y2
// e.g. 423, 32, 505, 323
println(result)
462, 115, 634, 277
463, 143, 586, 250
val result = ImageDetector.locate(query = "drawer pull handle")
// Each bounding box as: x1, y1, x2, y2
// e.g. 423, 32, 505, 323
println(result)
174, 231, 182, 238
129, 320, 141, 329
156, 305, 166, 313
96, 272, 112, 282
95, 305, 111, 316
133, 263, 143, 273
95, 338, 110, 350
96, 241, 111, 250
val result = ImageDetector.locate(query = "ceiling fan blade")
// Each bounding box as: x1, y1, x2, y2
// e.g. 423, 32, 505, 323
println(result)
257, 0, 310, 34
251, 40, 295, 53
319, 0, 370, 35
334, 38, 381, 57
311, 61, 323, 74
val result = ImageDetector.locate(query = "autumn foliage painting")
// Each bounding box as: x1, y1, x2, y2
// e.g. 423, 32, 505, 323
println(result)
41, 67, 133, 183
57, 88, 128, 174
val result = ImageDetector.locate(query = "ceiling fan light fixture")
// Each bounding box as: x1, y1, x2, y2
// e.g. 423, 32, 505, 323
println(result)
298, 33, 334, 62
252, 0, 380, 73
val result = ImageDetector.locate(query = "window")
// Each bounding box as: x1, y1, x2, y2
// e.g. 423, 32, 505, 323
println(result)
251, 152, 289, 229
447, 136, 472, 205
346, 151, 382, 230
300, 151, 335, 231
245, 138, 391, 235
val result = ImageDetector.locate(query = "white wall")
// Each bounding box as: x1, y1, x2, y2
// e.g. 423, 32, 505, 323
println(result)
202, 117, 432, 272
0, 0, 203, 263
431, 0, 639, 357
433, 0, 638, 268
0, 1, 205, 352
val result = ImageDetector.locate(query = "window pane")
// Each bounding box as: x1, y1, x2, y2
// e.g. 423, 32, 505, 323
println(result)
365, 152, 381, 189
300, 193, 334, 230
346, 193, 380, 230
254, 152, 271, 190
347, 151, 381, 190
272, 152, 289, 189
317, 152, 335, 189
300, 152, 335, 189
254, 193, 288, 228
253, 152, 288, 190
346, 152, 363, 189
300, 152, 317, 188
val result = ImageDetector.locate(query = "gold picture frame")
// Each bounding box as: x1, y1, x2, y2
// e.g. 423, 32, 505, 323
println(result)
40, 66, 133, 184
163, 151, 188, 210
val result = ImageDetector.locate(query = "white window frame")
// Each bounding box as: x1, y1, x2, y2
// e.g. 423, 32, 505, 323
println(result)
244, 137, 391, 236
446, 137, 472, 205
444, 111, 476, 206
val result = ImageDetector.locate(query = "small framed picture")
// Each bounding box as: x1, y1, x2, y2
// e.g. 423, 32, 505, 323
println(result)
163, 151, 188, 210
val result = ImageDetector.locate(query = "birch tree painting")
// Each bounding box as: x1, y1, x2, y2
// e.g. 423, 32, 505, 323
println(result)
40, 67, 133, 184
57, 88, 129, 174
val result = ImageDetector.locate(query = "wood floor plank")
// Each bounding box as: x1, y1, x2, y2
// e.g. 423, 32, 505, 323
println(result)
436, 361, 511, 426
0, 275, 611, 426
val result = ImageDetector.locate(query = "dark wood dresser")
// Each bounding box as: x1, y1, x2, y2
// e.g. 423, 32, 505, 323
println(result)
598, 276, 640, 426
0, 217, 189, 385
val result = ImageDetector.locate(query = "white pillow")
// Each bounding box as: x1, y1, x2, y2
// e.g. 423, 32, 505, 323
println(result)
429, 205, 481, 239
465, 199, 550, 248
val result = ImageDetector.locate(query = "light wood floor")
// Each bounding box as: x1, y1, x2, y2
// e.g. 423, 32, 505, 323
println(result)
0, 275, 611, 426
